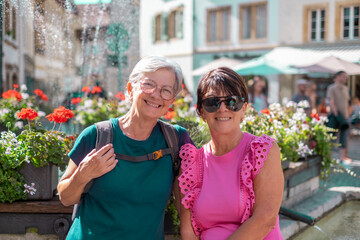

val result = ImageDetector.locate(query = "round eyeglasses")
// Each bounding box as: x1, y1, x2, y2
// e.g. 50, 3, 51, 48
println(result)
202, 96, 245, 113
139, 79, 175, 100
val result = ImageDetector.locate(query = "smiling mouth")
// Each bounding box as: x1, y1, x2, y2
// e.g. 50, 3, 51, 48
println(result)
216, 117, 231, 121
145, 100, 161, 108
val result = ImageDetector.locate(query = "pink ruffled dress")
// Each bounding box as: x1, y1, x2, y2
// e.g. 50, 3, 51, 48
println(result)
178, 133, 283, 240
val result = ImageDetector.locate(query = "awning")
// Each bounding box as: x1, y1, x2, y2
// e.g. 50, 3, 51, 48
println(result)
233, 46, 360, 76
295, 56, 360, 75
234, 57, 301, 76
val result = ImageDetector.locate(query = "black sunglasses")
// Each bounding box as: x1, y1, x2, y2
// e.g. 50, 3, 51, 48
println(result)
202, 96, 245, 113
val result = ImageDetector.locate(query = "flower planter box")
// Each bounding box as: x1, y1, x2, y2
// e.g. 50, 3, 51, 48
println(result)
281, 155, 322, 207
19, 163, 59, 200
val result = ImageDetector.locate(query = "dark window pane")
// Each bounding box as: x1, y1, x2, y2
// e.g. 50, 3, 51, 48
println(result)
344, 29, 349, 38
311, 31, 316, 40
321, 31, 325, 39
311, 11, 316, 19
354, 29, 359, 38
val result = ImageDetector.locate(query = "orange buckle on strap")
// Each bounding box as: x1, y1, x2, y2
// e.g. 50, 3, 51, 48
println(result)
152, 150, 163, 160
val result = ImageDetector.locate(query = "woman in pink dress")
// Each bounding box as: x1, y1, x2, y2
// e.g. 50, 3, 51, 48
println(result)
178, 67, 284, 240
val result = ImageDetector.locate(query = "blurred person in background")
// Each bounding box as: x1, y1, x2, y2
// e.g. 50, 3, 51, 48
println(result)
248, 75, 268, 112
306, 81, 318, 114
326, 71, 352, 163
292, 78, 311, 115
350, 96, 360, 125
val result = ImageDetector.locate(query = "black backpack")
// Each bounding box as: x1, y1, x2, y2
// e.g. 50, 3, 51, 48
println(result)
72, 120, 180, 220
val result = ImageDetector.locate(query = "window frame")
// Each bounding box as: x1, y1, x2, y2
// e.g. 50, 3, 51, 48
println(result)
169, 6, 184, 40
4, 0, 17, 41
238, 2, 268, 43
335, 1, 360, 41
303, 4, 329, 43
341, 5, 359, 40
206, 6, 232, 45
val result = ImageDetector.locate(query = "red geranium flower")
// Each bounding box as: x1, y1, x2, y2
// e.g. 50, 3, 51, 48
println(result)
41, 94, 49, 101
311, 113, 320, 121
46, 106, 74, 123
33, 89, 49, 101
114, 91, 125, 101
17, 108, 38, 121
164, 110, 176, 120
13, 84, 19, 89
92, 86, 102, 94
71, 97, 82, 104
2, 89, 22, 101
260, 108, 271, 115
81, 86, 91, 93
34, 89, 44, 96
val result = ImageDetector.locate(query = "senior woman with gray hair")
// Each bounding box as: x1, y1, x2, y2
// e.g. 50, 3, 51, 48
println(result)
58, 55, 194, 239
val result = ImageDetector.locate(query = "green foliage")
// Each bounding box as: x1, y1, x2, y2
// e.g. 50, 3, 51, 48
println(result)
73, 97, 130, 127
0, 124, 76, 203
165, 195, 180, 235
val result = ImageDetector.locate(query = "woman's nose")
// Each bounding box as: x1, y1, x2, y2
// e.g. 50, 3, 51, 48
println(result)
218, 101, 228, 111
150, 87, 162, 98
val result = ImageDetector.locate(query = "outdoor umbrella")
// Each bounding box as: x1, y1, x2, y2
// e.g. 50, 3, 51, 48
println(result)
192, 57, 243, 76
234, 57, 301, 76
294, 56, 360, 75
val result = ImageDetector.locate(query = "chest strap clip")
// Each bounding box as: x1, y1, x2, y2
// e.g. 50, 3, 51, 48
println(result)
152, 150, 163, 160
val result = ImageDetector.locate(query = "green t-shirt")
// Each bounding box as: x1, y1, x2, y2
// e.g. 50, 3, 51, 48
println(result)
66, 118, 192, 240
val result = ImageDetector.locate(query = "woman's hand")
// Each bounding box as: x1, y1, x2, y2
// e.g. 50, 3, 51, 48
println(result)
57, 144, 118, 206
76, 144, 118, 184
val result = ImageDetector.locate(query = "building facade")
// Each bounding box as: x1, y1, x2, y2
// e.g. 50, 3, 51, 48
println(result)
140, 0, 360, 102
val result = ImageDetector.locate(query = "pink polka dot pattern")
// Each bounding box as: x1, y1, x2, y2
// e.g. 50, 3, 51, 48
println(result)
240, 134, 274, 223
178, 143, 204, 235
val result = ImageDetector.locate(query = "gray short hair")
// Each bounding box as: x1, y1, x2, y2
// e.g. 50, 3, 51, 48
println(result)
128, 55, 183, 96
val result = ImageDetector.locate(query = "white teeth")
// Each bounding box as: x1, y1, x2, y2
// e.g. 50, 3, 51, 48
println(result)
216, 117, 230, 121
146, 101, 160, 108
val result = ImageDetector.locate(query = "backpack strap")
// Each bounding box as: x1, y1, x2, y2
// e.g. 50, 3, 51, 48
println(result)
158, 120, 180, 177
83, 120, 114, 193
72, 120, 114, 221
95, 120, 114, 151
72, 120, 180, 221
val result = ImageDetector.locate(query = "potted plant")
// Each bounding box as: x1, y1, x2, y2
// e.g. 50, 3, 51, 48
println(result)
0, 107, 76, 203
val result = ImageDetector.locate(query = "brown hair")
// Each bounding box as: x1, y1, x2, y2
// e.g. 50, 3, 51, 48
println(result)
196, 67, 248, 115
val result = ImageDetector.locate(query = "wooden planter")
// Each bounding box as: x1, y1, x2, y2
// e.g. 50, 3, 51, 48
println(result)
19, 163, 59, 200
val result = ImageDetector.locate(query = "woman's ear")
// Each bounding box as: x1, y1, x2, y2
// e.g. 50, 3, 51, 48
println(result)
127, 82, 133, 100
170, 98, 175, 105
242, 102, 248, 112
199, 108, 207, 122
243, 102, 248, 110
